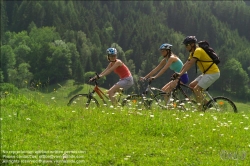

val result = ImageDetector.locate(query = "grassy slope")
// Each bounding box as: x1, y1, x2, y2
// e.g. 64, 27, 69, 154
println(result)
1, 80, 250, 165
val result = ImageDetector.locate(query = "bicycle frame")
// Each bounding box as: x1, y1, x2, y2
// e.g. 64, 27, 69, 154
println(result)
89, 79, 123, 105
172, 80, 193, 100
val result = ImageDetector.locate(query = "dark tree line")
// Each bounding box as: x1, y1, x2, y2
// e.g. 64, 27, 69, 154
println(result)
1, 0, 249, 100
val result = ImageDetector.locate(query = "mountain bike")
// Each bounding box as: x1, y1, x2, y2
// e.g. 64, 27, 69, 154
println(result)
162, 79, 238, 113
122, 78, 238, 113
121, 79, 196, 111
67, 76, 123, 108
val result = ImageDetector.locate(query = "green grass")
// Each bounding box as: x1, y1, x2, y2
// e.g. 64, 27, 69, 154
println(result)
1, 80, 250, 165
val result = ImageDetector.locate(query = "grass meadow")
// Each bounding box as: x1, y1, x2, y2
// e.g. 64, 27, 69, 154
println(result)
1, 80, 250, 165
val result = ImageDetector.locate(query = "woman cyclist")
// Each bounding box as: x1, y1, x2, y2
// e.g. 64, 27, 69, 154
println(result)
141, 43, 189, 103
89, 48, 134, 105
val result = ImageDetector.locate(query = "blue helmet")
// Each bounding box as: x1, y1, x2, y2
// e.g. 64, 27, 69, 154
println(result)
183, 36, 197, 45
106, 48, 117, 55
159, 43, 172, 50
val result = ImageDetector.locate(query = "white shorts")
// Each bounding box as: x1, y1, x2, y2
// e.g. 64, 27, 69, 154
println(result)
116, 76, 134, 90
194, 72, 220, 90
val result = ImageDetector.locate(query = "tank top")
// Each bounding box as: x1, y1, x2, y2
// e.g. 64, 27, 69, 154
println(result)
111, 61, 131, 79
166, 58, 184, 73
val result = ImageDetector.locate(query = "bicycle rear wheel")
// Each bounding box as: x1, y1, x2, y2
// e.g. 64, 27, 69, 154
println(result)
122, 94, 150, 110
205, 96, 237, 113
67, 94, 99, 108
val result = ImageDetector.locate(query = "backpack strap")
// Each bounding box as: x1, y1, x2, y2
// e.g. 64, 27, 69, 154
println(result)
192, 48, 216, 74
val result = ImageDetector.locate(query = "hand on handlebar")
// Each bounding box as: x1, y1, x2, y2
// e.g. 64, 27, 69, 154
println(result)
140, 76, 155, 82
171, 73, 180, 80
148, 77, 155, 81
89, 73, 101, 82
140, 77, 147, 81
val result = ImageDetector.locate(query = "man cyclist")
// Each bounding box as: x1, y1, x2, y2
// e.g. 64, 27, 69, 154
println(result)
175, 36, 220, 110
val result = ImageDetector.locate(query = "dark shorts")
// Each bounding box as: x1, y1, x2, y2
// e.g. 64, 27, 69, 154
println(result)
180, 73, 189, 84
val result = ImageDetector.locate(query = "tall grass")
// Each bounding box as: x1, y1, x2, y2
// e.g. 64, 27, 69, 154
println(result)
1, 81, 249, 165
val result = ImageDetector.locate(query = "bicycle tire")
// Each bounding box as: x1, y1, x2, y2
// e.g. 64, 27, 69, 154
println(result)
121, 94, 150, 110
205, 96, 237, 113
67, 94, 99, 108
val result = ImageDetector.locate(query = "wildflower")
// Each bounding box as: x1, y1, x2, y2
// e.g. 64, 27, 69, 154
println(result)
137, 112, 143, 115
150, 115, 154, 118
26, 118, 31, 120
0, 118, 2, 120
51, 97, 55, 100
212, 129, 216, 131
176, 118, 179, 120
244, 127, 249, 130
200, 113, 204, 116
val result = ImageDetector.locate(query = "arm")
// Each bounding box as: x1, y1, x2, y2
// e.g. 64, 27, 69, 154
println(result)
99, 63, 112, 76
152, 57, 175, 79
144, 58, 166, 78
179, 58, 197, 76
99, 60, 123, 78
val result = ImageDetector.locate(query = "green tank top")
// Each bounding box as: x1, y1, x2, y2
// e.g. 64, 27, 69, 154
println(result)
166, 58, 183, 73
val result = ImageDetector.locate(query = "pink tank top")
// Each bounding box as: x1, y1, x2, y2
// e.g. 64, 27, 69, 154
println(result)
111, 61, 131, 79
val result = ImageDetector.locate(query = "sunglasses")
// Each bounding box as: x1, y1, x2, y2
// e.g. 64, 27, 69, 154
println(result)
108, 54, 116, 57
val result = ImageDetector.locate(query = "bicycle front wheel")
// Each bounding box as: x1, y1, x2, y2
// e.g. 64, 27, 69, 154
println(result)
67, 94, 99, 108
205, 96, 237, 113
122, 94, 150, 110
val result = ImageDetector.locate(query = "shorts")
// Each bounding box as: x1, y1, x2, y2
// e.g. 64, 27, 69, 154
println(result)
116, 76, 134, 90
180, 73, 189, 84
194, 72, 220, 89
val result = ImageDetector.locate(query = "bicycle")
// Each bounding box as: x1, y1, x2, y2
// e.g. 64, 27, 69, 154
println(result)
67, 75, 124, 108
121, 78, 196, 111
122, 78, 238, 113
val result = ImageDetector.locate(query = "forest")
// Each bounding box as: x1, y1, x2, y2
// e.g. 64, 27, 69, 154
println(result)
1, 0, 250, 100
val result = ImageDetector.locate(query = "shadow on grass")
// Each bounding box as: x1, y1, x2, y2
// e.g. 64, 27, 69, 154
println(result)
67, 86, 84, 98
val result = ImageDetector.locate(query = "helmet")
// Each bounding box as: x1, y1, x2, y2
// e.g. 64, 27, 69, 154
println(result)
182, 36, 197, 45
106, 48, 117, 55
159, 43, 172, 50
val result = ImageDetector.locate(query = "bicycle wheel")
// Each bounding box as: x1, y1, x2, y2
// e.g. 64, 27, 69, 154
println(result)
122, 94, 150, 110
67, 94, 99, 108
205, 96, 237, 113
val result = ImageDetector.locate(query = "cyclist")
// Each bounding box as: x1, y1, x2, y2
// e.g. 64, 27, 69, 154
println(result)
176, 36, 220, 109
140, 43, 189, 103
89, 48, 134, 105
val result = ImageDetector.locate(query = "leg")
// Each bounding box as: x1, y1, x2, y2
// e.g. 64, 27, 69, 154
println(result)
161, 80, 178, 104
195, 73, 220, 109
193, 85, 204, 108
189, 80, 198, 89
107, 84, 122, 105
